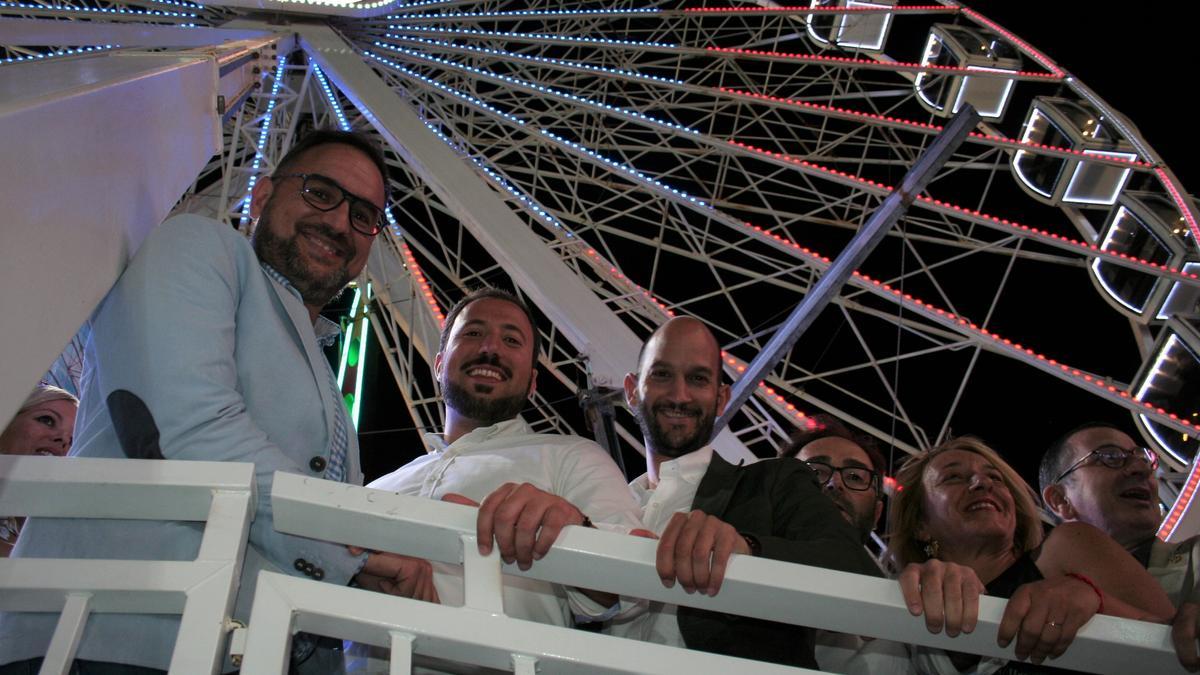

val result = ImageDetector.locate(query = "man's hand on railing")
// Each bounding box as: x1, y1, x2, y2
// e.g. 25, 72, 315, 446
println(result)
1171, 601, 1200, 672
898, 560, 984, 637
450, 482, 590, 571
997, 575, 1101, 666
350, 547, 440, 604
442, 488, 619, 609
656, 510, 751, 597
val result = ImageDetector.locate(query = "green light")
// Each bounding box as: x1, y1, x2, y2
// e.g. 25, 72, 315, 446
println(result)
348, 341, 360, 368
352, 316, 368, 427
336, 287, 362, 389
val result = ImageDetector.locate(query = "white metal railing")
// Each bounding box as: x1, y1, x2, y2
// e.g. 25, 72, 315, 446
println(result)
239, 472, 1188, 674
0, 461, 1189, 674
0, 456, 255, 674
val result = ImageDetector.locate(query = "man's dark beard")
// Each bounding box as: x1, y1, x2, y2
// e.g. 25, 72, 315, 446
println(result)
634, 400, 715, 459
252, 210, 353, 308
829, 493, 877, 544
443, 379, 529, 427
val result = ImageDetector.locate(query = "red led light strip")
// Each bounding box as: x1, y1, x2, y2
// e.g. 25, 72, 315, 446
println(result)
1159, 457, 1200, 540
718, 87, 1150, 168
725, 139, 1198, 283
704, 46, 1060, 80
400, 241, 446, 326
580, 246, 675, 318
734, 214, 1200, 434
684, 4, 950, 13
959, 8, 1065, 79
1155, 167, 1200, 244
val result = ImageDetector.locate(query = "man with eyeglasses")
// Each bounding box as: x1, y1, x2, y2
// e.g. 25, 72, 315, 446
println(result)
1039, 422, 1200, 670
609, 316, 880, 669
781, 414, 886, 544
780, 415, 915, 675
1, 129, 419, 674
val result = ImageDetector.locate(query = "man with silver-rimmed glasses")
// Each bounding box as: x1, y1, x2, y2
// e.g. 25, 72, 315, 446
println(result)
0, 129, 431, 674
1038, 422, 1200, 671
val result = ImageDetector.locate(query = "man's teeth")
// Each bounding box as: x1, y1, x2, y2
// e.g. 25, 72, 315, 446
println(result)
659, 409, 694, 418
468, 367, 503, 380
967, 502, 997, 512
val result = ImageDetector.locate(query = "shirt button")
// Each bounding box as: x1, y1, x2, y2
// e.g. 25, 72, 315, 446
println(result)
312, 568, 325, 581
294, 558, 308, 572
309, 456, 327, 472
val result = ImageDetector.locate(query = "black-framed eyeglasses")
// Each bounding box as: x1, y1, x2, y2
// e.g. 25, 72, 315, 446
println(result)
1053, 445, 1159, 484
803, 460, 879, 492
273, 173, 387, 236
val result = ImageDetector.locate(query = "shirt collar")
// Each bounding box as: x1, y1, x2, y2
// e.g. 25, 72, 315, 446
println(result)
631, 446, 714, 495
260, 262, 342, 347
423, 417, 532, 453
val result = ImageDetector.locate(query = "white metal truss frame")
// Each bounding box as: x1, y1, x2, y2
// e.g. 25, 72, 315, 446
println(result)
0, 456, 255, 674
236, 470, 1189, 674
325, 1, 1200, 460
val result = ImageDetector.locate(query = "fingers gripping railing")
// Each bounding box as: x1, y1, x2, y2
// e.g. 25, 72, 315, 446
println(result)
246, 472, 1186, 674
0, 456, 255, 675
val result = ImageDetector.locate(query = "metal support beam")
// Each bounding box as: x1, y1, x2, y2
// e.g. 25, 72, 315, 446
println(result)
0, 50, 222, 425
0, 18, 272, 48
714, 106, 983, 436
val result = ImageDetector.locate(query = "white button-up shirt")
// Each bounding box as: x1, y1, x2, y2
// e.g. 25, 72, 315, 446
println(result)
367, 417, 644, 625
607, 446, 715, 646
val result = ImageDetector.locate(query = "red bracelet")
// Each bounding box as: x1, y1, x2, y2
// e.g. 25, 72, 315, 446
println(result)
1066, 572, 1105, 614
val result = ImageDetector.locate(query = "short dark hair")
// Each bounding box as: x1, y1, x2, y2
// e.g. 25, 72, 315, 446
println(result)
439, 287, 541, 361
1039, 421, 1131, 496
780, 413, 888, 489
272, 128, 388, 201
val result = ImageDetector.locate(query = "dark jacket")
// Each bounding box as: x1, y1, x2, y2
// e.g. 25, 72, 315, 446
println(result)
677, 453, 881, 668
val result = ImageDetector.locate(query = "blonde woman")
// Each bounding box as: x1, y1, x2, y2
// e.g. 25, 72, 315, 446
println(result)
889, 436, 1172, 673
1, 385, 78, 556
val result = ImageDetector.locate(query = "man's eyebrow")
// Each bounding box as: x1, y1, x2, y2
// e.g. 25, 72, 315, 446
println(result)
458, 318, 529, 338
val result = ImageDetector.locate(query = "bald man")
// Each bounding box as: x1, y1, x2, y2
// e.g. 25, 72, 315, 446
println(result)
608, 317, 879, 669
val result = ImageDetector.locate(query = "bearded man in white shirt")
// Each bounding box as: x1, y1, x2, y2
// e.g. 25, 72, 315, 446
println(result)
364, 287, 643, 628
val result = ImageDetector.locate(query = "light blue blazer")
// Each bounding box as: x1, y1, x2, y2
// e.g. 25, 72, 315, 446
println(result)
1, 214, 365, 670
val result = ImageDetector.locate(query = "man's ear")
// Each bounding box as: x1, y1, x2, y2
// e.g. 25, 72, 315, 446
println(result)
527, 368, 538, 400
434, 351, 444, 380
872, 499, 884, 528
249, 175, 274, 221
1042, 483, 1076, 521
623, 372, 640, 410
716, 383, 731, 416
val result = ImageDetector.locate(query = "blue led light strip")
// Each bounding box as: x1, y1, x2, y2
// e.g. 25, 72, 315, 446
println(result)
311, 63, 351, 132
239, 53, 287, 225
364, 48, 710, 210
364, 49, 525, 125
372, 40, 699, 135
0, 1, 196, 17
387, 7, 660, 20
142, 0, 202, 9
382, 33, 686, 86
1, 44, 117, 65
384, 24, 675, 49
416, 117, 573, 238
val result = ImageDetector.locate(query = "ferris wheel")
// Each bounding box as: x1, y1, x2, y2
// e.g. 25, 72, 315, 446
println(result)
4, 1, 1199, 535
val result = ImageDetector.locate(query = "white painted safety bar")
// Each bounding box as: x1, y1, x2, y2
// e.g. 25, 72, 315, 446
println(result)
0, 456, 256, 675
252, 472, 1186, 674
